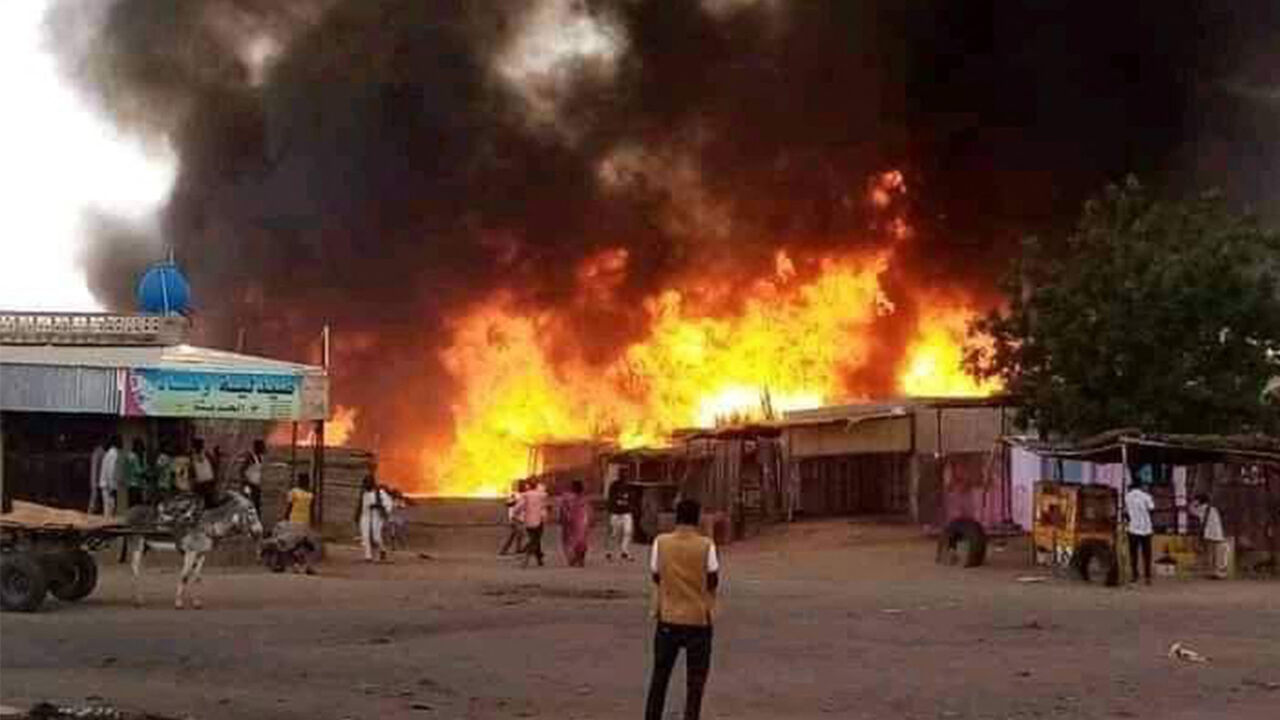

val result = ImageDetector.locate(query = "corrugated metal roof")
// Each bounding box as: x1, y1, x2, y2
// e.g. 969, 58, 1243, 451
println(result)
0, 364, 120, 414
784, 397, 1009, 423
0, 344, 322, 376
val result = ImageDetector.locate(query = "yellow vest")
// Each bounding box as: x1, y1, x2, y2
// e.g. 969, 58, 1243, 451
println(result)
288, 489, 314, 525
653, 527, 716, 626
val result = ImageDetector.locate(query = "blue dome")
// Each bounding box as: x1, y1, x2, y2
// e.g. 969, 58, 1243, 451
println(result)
136, 262, 191, 315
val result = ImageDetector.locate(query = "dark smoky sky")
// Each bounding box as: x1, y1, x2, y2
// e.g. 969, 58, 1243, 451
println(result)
47, 0, 1280, 469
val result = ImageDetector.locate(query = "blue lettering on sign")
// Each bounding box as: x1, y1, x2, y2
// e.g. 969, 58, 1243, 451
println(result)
256, 376, 297, 395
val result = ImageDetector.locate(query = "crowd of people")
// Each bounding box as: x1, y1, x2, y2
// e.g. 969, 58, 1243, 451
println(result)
88, 434, 228, 517
498, 474, 640, 569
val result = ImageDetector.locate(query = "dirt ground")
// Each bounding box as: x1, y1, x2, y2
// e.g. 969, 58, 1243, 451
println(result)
3, 519, 1279, 720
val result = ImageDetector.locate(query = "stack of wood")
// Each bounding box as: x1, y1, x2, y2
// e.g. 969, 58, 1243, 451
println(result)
260, 446, 377, 535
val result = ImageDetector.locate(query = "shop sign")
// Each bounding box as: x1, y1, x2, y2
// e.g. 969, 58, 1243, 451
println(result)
124, 369, 310, 420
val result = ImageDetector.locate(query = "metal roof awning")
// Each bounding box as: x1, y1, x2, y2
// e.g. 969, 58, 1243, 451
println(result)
0, 344, 321, 376
1006, 429, 1280, 466
1, 344, 328, 421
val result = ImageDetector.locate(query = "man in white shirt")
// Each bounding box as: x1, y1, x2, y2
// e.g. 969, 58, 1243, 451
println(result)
1124, 480, 1155, 585
88, 439, 106, 514
1191, 494, 1230, 579
98, 435, 122, 517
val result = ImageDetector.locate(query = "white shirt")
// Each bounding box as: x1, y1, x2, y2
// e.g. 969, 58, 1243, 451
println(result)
98, 447, 119, 491
1194, 505, 1225, 542
1125, 488, 1155, 536
650, 534, 721, 574
90, 446, 105, 490
361, 489, 393, 517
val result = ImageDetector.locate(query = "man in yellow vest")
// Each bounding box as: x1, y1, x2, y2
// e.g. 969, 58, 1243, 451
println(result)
646, 499, 720, 720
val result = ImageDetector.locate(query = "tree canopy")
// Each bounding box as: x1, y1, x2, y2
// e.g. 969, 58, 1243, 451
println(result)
968, 179, 1280, 439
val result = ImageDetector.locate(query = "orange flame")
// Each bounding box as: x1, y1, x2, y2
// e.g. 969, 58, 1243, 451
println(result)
423, 260, 997, 496
416, 171, 998, 496
898, 305, 1000, 398
270, 404, 358, 448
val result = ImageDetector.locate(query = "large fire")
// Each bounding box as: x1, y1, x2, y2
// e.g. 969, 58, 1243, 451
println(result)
418, 171, 997, 497
423, 255, 994, 496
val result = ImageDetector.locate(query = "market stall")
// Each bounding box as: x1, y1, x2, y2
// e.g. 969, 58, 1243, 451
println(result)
1, 313, 330, 519
1009, 430, 1280, 581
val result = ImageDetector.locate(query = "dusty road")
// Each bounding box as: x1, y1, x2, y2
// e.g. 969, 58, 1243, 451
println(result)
3, 520, 1279, 720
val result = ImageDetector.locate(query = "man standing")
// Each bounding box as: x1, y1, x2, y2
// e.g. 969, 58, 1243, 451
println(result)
1125, 478, 1155, 585
191, 438, 218, 508
88, 438, 106, 514
123, 438, 148, 510
515, 481, 548, 568
1191, 494, 1230, 579
98, 435, 122, 517
646, 499, 720, 720
605, 473, 636, 561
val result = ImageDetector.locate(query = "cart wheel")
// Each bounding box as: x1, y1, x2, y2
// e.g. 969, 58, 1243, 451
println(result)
48, 549, 99, 602
936, 519, 988, 568
1, 552, 49, 612
1074, 540, 1119, 587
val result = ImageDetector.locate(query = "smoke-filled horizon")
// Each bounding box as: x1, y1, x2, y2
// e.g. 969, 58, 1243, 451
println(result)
47, 0, 1280, 487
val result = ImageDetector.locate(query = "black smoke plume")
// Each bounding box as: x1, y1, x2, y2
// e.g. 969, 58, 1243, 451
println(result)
48, 0, 1280, 485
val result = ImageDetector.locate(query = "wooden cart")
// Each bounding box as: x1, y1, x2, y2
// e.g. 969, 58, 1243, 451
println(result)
0, 501, 161, 612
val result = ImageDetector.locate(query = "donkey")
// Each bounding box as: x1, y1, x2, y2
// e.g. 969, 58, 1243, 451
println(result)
127, 490, 264, 609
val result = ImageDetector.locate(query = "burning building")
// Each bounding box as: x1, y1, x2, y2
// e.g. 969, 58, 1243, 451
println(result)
47, 1, 1277, 496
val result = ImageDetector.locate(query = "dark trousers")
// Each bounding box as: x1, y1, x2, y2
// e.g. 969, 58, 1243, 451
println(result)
1128, 533, 1153, 582
500, 521, 526, 555
523, 525, 544, 566
246, 484, 262, 515
646, 622, 713, 720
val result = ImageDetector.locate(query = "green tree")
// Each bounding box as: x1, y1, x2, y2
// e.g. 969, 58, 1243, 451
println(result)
968, 179, 1280, 438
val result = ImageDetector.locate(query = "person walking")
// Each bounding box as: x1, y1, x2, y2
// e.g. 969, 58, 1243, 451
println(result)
559, 480, 591, 567
1125, 479, 1155, 585
646, 499, 720, 720
605, 474, 636, 561
515, 481, 548, 568
98, 435, 122, 517
240, 440, 266, 514
1191, 494, 1230, 579
499, 480, 528, 556
385, 490, 409, 550
355, 475, 393, 562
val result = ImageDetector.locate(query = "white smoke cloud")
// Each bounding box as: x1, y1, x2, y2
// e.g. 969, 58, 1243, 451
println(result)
0, 0, 174, 312
495, 0, 627, 137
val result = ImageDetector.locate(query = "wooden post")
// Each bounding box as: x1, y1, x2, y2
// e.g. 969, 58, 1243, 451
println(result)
313, 420, 325, 527
1119, 442, 1130, 582
314, 324, 330, 528
289, 422, 298, 484
0, 411, 10, 514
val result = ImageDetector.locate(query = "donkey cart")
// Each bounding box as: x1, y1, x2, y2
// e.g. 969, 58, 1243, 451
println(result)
0, 501, 160, 612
